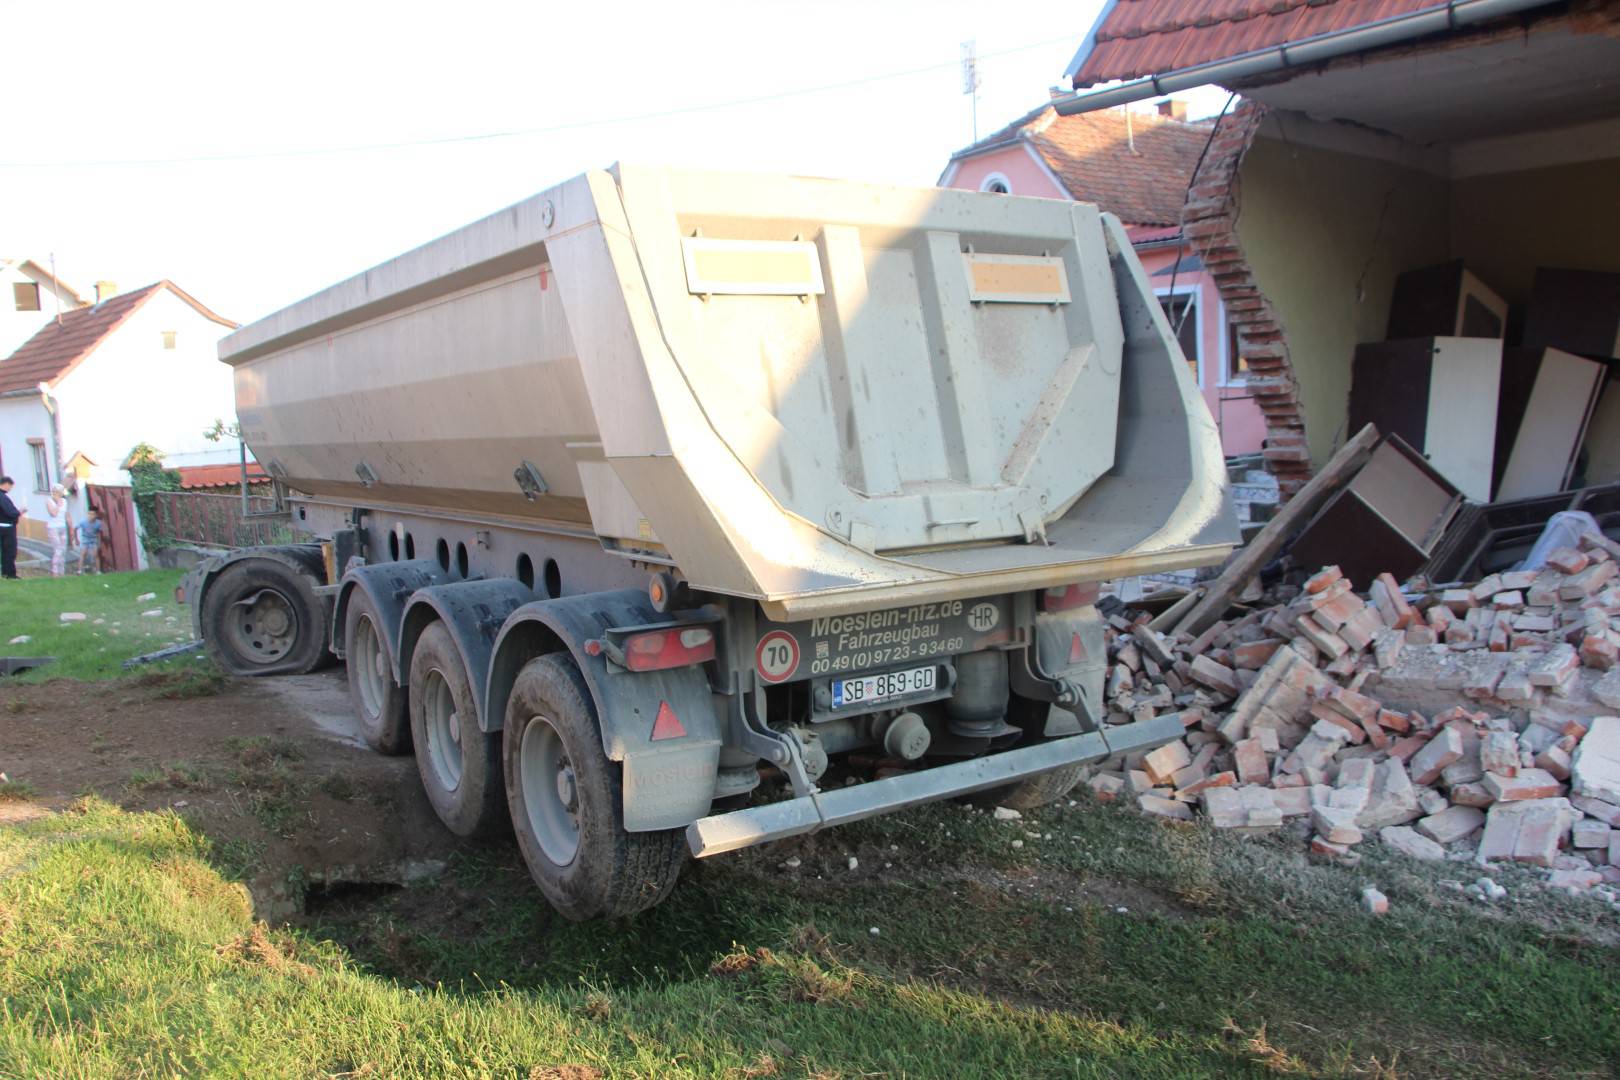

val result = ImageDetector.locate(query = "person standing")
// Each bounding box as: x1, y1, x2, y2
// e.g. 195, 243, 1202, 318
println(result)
77, 507, 105, 575
46, 485, 70, 578
0, 477, 22, 579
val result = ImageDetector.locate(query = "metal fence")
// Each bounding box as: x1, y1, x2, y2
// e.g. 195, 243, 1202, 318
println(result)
148, 490, 294, 549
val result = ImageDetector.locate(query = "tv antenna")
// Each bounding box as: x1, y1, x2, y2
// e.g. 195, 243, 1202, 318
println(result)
961, 40, 981, 141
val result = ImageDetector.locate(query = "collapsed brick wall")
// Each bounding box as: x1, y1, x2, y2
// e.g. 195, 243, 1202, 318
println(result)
1181, 99, 1311, 501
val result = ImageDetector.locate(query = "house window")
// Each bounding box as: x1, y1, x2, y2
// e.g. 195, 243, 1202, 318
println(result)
1158, 292, 1200, 388
28, 440, 49, 493
1225, 319, 1248, 384
980, 172, 1012, 195
161, 330, 177, 349
13, 282, 41, 312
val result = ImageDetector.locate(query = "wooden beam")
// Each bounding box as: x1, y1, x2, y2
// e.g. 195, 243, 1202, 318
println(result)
1174, 423, 1382, 637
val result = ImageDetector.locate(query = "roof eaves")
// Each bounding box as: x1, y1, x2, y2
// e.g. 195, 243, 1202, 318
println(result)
1064, 0, 1124, 86
16, 259, 87, 306
946, 132, 1028, 163
158, 279, 238, 329
946, 101, 1059, 160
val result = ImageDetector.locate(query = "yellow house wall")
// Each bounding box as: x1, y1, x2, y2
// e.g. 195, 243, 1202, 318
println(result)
1235, 135, 1451, 465
1450, 158, 1620, 304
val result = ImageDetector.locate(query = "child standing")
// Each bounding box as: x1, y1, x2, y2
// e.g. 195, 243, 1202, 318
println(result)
77, 507, 104, 575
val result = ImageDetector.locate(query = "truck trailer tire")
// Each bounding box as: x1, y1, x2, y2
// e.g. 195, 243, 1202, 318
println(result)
408, 622, 506, 838
344, 590, 411, 755
979, 762, 1088, 812
200, 558, 328, 676
503, 653, 686, 920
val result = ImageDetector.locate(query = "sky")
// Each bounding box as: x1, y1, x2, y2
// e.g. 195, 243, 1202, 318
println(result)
2, 0, 1223, 325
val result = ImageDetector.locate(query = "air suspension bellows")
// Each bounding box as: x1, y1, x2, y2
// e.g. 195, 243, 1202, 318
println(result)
947, 649, 1019, 739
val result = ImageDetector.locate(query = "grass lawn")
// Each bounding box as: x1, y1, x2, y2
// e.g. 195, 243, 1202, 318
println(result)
0, 568, 201, 681
1, 792, 1616, 1078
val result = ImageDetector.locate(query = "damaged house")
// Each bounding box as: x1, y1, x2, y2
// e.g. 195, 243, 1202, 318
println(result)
1060, 0, 1620, 523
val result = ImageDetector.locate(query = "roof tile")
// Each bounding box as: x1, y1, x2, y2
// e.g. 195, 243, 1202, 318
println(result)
1072, 0, 1447, 85
0, 280, 235, 396
0, 285, 163, 395
953, 107, 1213, 226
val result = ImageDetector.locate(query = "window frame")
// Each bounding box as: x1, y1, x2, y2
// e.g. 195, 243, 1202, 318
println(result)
1221, 314, 1247, 387
27, 439, 49, 493
979, 172, 1012, 195
1154, 283, 1204, 391
13, 281, 41, 312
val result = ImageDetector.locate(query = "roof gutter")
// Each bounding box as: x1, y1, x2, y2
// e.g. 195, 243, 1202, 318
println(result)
1055, 0, 1559, 116
1132, 235, 1185, 252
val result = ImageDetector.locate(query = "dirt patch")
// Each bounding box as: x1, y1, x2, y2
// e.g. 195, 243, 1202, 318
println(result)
724, 818, 1193, 921
0, 670, 459, 918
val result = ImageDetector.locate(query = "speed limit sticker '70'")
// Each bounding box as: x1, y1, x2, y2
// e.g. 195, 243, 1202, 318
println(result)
755, 630, 800, 683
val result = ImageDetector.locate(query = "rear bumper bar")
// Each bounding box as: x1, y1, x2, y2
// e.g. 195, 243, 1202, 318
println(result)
685, 712, 1184, 857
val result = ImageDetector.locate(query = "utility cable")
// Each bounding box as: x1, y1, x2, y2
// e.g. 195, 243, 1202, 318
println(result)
1, 32, 1087, 169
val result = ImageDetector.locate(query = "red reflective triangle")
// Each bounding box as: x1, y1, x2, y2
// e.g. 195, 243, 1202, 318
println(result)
1069, 632, 1086, 664
651, 700, 687, 741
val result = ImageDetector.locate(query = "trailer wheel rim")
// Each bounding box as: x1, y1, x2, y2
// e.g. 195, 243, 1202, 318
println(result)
422, 668, 463, 791
519, 716, 580, 866
226, 588, 298, 664
353, 614, 386, 718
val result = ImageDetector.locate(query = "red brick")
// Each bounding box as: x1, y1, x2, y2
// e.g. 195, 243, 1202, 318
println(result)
1304, 566, 1343, 594
1178, 770, 1236, 798
1339, 607, 1384, 652
1545, 547, 1588, 575
1317, 685, 1380, 725
1482, 768, 1563, 802
1359, 715, 1390, 750
1142, 741, 1192, 786
1405, 625, 1438, 646
1376, 573, 1417, 628
1388, 733, 1433, 769
1232, 638, 1283, 670
1534, 744, 1572, 781
1377, 709, 1412, 734
1295, 616, 1349, 658
1309, 702, 1366, 744
1312, 593, 1366, 632
1233, 738, 1270, 785
1190, 655, 1240, 697
1581, 634, 1618, 670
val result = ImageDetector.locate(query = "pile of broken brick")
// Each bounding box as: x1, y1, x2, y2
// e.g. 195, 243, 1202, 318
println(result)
1090, 536, 1620, 905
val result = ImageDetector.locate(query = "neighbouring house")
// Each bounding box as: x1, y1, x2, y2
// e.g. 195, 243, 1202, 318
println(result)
1060, 0, 1620, 504
0, 280, 238, 565
0, 258, 89, 358
160, 447, 269, 492
939, 100, 1267, 456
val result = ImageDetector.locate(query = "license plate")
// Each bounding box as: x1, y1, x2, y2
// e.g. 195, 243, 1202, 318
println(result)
831, 665, 936, 709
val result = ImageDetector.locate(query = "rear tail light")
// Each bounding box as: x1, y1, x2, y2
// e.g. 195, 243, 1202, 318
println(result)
621, 626, 716, 671
1041, 582, 1100, 612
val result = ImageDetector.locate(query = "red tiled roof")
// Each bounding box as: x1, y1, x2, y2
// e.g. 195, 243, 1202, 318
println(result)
0, 284, 162, 395
951, 107, 1213, 226
1071, 0, 1449, 87
176, 463, 268, 490
0, 280, 236, 395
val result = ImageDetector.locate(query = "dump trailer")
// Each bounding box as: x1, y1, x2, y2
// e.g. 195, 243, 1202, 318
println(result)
185, 165, 1238, 920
